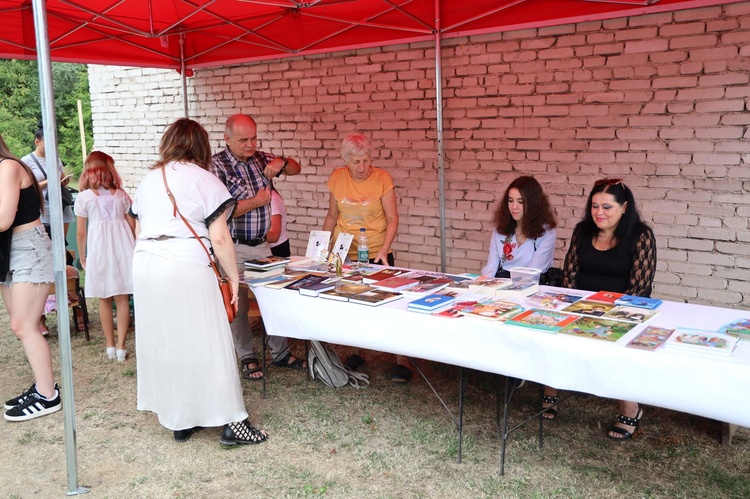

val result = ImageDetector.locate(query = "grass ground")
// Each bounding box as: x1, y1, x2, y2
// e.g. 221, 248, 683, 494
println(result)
1, 300, 748, 498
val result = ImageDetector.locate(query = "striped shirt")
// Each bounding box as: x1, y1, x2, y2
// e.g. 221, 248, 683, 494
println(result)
211, 148, 275, 241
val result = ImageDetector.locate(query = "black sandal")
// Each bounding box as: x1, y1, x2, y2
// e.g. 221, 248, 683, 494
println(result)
220, 419, 268, 445
271, 352, 306, 370
607, 404, 643, 441
241, 361, 265, 381
542, 394, 559, 420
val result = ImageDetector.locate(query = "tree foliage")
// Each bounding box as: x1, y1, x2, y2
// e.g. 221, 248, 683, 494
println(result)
0, 59, 93, 177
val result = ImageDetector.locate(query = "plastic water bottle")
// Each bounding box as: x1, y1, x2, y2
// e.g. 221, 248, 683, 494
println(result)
357, 228, 369, 265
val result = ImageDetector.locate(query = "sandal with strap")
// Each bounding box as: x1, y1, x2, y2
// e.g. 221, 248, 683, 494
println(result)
542, 394, 559, 420
271, 352, 306, 370
241, 361, 265, 381
607, 404, 643, 441
220, 419, 268, 445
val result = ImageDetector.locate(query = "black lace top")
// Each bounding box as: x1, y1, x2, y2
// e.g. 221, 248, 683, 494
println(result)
562, 224, 656, 297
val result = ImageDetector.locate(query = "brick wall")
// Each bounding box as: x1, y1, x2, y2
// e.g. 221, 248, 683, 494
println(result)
89, 3, 750, 308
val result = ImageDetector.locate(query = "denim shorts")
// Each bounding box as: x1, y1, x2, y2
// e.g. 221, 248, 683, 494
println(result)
2, 225, 54, 285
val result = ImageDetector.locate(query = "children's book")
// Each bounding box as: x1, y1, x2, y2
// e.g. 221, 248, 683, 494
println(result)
407, 294, 456, 311
493, 281, 539, 299
585, 291, 624, 304
348, 289, 403, 306
558, 316, 638, 342
524, 291, 585, 311
664, 328, 739, 357
561, 300, 616, 317
720, 318, 750, 340
319, 283, 374, 302
330, 232, 354, 263
602, 306, 659, 324
430, 297, 484, 318
626, 326, 675, 351
503, 309, 579, 333
362, 268, 410, 284
469, 277, 513, 295
613, 295, 663, 310
372, 276, 420, 292
305, 230, 331, 259
457, 299, 525, 322
243, 256, 291, 269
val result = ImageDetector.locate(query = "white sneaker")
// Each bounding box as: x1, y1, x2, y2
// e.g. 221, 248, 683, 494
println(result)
116, 349, 127, 362
106, 347, 116, 360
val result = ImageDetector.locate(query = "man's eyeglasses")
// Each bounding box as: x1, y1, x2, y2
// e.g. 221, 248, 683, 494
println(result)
594, 178, 623, 187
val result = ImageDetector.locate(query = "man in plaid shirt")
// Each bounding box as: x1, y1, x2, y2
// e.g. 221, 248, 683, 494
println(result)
212, 114, 303, 381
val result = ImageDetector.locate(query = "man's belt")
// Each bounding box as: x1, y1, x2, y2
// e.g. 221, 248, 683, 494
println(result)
233, 236, 267, 247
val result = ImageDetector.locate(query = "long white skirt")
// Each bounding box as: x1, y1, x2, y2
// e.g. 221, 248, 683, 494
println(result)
133, 252, 247, 430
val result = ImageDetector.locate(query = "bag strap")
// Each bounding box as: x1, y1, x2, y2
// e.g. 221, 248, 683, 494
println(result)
30, 155, 48, 179
160, 166, 223, 281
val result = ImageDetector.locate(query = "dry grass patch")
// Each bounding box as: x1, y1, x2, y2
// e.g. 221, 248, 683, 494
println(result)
1, 302, 749, 497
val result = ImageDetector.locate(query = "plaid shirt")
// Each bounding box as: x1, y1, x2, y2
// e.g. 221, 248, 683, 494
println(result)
211, 148, 276, 240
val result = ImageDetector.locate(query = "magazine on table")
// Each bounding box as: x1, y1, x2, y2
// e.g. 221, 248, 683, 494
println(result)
626, 326, 675, 351
557, 316, 638, 342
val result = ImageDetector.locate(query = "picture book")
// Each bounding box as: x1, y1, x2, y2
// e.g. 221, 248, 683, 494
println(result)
664, 328, 739, 357
243, 256, 291, 269
524, 291, 585, 310
469, 277, 513, 295
557, 316, 638, 342
720, 318, 750, 340
503, 309, 580, 333
372, 276, 420, 292
348, 289, 403, 307
319, 283, 374, 302
561, 300, 616, 317
585, 291, 624, 304
431, 297, 484, 319
298, 278, 337, 297
407, 294, 456, 311
444, 278, 480, 293
626, 326, 675, 351
602, 306, 659, 324
493, 281, 539, 299
457, 299, 525, 322
330, 232, 354, 263
304, 230, 331, 259
614, 295, 663, 310
362, 268, 410, 284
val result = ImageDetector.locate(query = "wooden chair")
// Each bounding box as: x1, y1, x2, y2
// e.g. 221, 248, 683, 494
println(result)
48, 268, 90, 341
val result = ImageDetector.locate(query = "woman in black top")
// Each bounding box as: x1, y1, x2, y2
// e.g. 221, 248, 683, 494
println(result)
544, 178, 656, 441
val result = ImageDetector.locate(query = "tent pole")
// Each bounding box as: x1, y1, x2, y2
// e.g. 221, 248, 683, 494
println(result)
434, 0, 446, 272
180, 34, 189, 118
30, 0, 88, 495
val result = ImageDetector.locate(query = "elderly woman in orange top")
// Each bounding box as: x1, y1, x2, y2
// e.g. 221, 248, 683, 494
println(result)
322, 133, 409, 381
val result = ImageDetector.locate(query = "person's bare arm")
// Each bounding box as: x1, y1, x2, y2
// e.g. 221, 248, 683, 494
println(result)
373, 189, 398, 264
208, 207, 240, 308
267, 214, 282, 243
322, 195, 339, 233
263, 157, 301, 178
76, 216, 88, 270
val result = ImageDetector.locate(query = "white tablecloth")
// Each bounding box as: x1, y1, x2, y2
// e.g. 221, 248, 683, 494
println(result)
253, 285, 750, 427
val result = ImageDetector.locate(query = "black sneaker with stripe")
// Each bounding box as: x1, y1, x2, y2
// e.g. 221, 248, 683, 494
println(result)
5, 383, 39, 410
4, 390, 62, 422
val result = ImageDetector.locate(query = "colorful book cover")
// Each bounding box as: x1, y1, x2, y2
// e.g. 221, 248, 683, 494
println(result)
362, 268, 410, 283
524, 291, 585, 310
298, 279, 337, 297
585, 291, 624, 304
400, 278, 452, 295
562, 300, 616, 317
558, 316, 638, 342
626, 326, 675, 351
407, 293, 456, 311
373, 276, 419, 291
664, 328, 739, 356
457, 299, 524, 321
469, 277, 513, 294
614, 295, 663, 310
319, 283, 373, 301
283, 274, 329, 291
603, 306, 658, 324
431, 298, 483, 319
504, 309, 580, 332
720, 318, 750, 340
348, 289, 403, 306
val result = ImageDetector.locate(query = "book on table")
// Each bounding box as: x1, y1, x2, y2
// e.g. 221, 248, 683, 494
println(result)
561, 300, 616, 317
503, 309, 580, 332
244, 265, 287, 279
283, 274, 331, 292
457, 298, 525, 322
524, 291, 585, 311
407, 293, 456, 312
264, 274, 312, 290
330, 232, 354, 263
243, 256, 291, 269
585, 290, 624, 304
361, 268, 411, 284
493, 281, 539, 299
400, 277, 452, 296
602, 306, 659, 324
246, 274, 289, 288
469, 277, 513, 295
720, 318, 750, 340
664, 328, 739, 357
298, 278, 337, 297
305, 230, 331, 259
372, 275, 420, 292
319, 283, 374, 302
613, 295, 663, 310
626, 326, 675, 351
348, 289, 403, 306
557, 316, 638, 342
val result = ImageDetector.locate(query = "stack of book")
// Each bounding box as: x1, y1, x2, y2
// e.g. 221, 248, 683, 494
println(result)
720, 318, 750, 340
407, 294, 456, 314
243, 256, 290, 279
663, 328, 739, 357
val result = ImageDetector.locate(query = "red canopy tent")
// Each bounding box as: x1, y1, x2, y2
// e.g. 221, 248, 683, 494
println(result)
0, 0, 739, 70
1, 0, 742, 494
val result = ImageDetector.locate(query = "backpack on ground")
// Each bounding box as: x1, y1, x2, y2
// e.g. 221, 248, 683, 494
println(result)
308, 340, 369, 389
